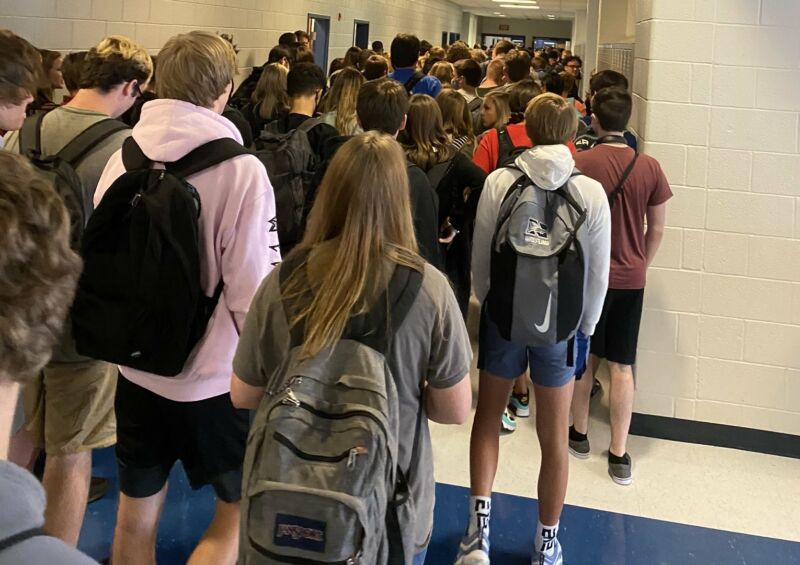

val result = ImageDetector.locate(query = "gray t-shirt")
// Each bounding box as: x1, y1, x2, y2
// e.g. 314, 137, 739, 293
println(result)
4, 107, 130, 362
233, 259, 472, 552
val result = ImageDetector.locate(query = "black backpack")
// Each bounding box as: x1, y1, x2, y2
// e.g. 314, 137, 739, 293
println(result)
72, 137, 251, 376
253, 118, 321, 256
19, 113, 129, 248
495, 125, 527, 170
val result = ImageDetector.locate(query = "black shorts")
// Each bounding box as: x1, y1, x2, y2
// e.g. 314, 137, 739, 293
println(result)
115, 374, 250, 502
589, 288, 644, 366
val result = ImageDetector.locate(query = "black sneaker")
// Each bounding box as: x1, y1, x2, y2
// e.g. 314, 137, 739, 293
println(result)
568, 426, 590, 459
88, 476, 109, 503
608, 452, 633, 486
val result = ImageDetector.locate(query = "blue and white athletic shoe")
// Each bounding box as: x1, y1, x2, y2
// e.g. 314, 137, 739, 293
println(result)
455, 526, 490, 565
532, 538, 563, 565
501, 407, 517, 433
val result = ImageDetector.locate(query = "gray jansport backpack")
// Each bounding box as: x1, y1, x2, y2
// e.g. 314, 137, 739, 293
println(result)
486, 167, 587, 347
240, 252, 424, 565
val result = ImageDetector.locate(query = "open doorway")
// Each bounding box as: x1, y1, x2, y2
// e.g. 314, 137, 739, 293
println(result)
354, 20, 369, 49
307, 14, 330, 71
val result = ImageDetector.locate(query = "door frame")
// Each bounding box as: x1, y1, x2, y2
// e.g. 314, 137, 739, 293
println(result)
353, 19, 370, 49
307, 13, 330, 70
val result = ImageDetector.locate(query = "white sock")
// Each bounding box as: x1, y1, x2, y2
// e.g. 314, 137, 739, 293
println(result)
535, 520, 559, 555
467, 495, 492, 536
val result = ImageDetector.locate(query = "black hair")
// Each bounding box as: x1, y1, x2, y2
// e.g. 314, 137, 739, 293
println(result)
593, 87, 632, 131
507, 79, 541, 123
544, 72, 564, 95
286, 62, 326, 97
419, 39, 432, 56
589, 69, 629, 94
328, 57, 346, 77
454, 58, 481, 88
357, 78, 409, 135
295, 30, 310, 42
279, 32, 297, 47
372, 40, 384, 52
391, 34, 421, 68
267, 46, 291, 65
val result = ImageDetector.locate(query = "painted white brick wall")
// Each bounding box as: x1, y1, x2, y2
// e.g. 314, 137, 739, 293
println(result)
0, 0, 464, 76
634, 0, 800, 435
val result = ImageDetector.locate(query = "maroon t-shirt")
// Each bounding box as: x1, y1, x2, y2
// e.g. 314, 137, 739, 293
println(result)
575, 144, 672, 289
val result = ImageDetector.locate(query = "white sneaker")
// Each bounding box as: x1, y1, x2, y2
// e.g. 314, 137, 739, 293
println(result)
455, 527, 490, 565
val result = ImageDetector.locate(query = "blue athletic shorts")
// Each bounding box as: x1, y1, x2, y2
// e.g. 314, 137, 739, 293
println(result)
477, 306, 576, 388
574, 330, 590, 380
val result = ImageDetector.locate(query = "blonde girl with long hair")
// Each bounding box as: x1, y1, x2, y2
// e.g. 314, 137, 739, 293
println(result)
319, 66, 365, 135
400, 94, 486, 317
243, 62, 289, 137
231, 131, 472, 565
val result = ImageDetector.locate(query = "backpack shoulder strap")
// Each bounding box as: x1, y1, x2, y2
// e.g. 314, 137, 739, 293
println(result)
403, 71, 425, 93
167, 138, 252, 179
295, 116, 323, 134
0, 527, 44, 552
57, 119, 130, 167
121, 136, 151, 171
19, 112, 47, 156
607, 151, 640, 209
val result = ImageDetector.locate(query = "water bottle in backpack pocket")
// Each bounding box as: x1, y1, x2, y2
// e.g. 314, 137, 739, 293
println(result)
487, 170, 588, 347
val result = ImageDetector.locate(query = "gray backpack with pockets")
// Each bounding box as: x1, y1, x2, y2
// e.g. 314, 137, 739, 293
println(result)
240, 251, 424, 565
487, 167, 588, 347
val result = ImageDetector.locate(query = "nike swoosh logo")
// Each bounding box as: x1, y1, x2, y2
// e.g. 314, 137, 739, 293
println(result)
535, 293, 552, 333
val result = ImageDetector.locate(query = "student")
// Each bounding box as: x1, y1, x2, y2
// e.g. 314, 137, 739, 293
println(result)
471, 48, 488, 64
60, 51, 88, 104
120, 55, 158, 127
319, 66, 365, 135
363, 54, 390, 80
295, 29, 310, 51
229, 46, 292, 110
0, 30, 38, 143
447, 41, 472, 64
473, 79, 545, 175
502, 49, 532, 88
5, 35, 152, 547
400, 94, 486, 317
430, 60, 455, 88
0, 151, 96, 565
314, 78, 442, 270
278, 31, 298, 49
570, 88, 671, 485
576, 70, 637, 151
460, 92, 610, 565
491, 40, 515, 61
372, 39, 384, 54
241, 62, 289, 138
92, 31, 279, 564
295, 49, 315, 64
477, 59, 504, 97
231, 131, 473, 565
389, 34, 442, 97
560, 73, 587, 117
344, 46, 362, 69
454, 58, 482, 105
271, 62, 338, 157
437, 88, 476, 157
477, 90, 510, 137
28, 49, 63, 115
544, 49, 560, 73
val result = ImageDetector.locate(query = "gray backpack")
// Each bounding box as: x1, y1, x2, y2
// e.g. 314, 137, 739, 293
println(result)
240, 252, 424, 565
487, 167, 587, 347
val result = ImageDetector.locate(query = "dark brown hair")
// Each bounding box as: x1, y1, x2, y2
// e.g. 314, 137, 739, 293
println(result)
0, 152, 82, 384
0, 30, 39, 104
436, 89, 474, 141
593, 87, 632, 132
400, 94, 454, 170
356, 78, 408, 135
363, 55, 389, 81
446, 41, 471, 64
504, 49, 531, 83
61, 51, 88, 94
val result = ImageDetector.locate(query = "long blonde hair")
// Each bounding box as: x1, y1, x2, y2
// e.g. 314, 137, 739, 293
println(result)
284, 132, 422, 358
483, 90, 511, 129
319, 67, 365, 135
400, 94, 454, 170
251, 63, 289, 120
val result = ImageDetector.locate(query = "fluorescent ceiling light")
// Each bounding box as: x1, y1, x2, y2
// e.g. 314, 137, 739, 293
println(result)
499, 4, 540, 8
492, 0, 536, 3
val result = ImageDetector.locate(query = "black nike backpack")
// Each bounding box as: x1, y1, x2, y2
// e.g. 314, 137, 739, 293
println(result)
72, 137, 250, 376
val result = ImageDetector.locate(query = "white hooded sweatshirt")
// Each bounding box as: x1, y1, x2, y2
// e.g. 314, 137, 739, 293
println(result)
472, 144, 611, 337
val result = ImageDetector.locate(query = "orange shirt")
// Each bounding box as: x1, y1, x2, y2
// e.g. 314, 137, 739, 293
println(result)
473, 123, 577, 174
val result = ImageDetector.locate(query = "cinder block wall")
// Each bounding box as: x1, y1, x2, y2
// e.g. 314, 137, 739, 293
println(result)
632, 0, 800, 434
0, 0, 464, 73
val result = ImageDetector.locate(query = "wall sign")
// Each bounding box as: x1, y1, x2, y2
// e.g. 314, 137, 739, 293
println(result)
499, 24, 510, 31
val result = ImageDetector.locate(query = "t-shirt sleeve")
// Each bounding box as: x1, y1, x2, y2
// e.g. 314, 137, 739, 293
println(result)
473, 130, 497, 175
425, 273, 472, 389
647, 160, 673, 206
232, 270, 290, 389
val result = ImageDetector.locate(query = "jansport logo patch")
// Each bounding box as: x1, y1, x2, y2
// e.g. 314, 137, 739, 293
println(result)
274, 514, 326, 552
525, 218, 549, 245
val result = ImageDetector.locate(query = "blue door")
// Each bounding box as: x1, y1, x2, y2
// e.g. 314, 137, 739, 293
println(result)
308, 14, 330, 71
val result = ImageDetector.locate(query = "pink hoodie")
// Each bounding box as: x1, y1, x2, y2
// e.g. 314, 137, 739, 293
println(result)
94, 99, 281, 402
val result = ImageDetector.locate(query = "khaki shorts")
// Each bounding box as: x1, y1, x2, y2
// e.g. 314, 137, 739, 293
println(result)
23, 359, 117, 455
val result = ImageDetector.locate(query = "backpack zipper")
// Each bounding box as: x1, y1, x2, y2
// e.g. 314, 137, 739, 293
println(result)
250, 534, 362, 565
273, 432, 368, 469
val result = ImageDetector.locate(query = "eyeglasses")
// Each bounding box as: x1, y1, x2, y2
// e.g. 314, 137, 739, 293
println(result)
566, 64, 581, 69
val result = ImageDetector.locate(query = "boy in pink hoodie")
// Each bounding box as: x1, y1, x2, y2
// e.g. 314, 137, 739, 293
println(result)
93, 32, 279, 564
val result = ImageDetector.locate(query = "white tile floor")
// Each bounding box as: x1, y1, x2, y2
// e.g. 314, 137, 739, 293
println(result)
429, 304, 800, 544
